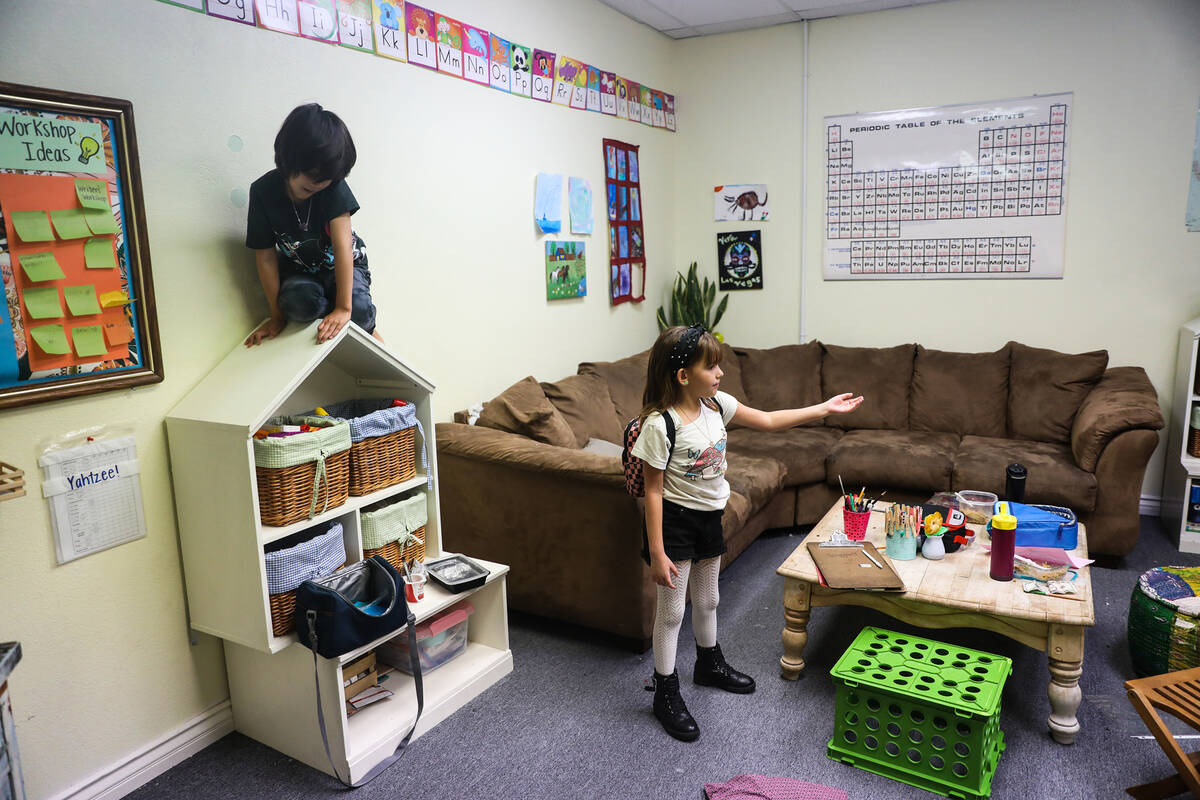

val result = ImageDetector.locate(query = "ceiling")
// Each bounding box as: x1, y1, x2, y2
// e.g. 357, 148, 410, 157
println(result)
597, 0, 950, 38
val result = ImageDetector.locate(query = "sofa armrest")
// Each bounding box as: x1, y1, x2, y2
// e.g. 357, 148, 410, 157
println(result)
435, 422, 624, 486
1071, 367, 1164, 472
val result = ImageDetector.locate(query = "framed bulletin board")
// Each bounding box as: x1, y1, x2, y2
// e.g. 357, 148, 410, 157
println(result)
0, 82, 162, 410
603, 138, 645, 305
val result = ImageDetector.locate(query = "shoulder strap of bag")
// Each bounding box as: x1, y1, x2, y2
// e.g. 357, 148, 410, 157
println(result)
306, 607, 424, 788
664, 408, 676, 462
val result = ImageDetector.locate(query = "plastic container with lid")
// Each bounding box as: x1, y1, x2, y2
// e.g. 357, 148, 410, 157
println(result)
989, 511, 1017, 582
955, 490, 997, 525
378, 600, 474, 674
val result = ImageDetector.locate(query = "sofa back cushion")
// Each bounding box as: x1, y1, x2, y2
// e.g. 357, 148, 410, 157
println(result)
541, 373, 625, 446
909, 345, 1010, 437
715, 343, 749, 404
577, 349, 651, 421
1007, 341, 1108, 443
821, 343, 915, 430
734, 342, 823, 425
476, 376, 577, 448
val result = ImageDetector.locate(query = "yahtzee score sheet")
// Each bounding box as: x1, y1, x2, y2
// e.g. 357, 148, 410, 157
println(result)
823, 93, 1071, 280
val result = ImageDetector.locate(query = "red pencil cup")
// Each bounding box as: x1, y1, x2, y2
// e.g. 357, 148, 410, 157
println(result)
842, 507, 871, 541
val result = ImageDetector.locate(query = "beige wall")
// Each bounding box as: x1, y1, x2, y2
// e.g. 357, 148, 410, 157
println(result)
0, 0, 675, 795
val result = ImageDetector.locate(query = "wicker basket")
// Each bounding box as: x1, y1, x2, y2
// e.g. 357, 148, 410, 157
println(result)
364, 525, 427, 571
254, 417, 352, 527
1189, 426, 1200, 458
361, 494, 428, 569
319, 400, 422, 496
349, 426, 417, 496
264, 522, 347, 637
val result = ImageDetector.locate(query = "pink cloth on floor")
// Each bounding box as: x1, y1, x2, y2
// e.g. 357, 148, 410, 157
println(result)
703, 774, 849, 800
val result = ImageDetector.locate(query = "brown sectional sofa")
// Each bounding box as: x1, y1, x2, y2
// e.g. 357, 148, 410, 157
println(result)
436, 341, 1163, 649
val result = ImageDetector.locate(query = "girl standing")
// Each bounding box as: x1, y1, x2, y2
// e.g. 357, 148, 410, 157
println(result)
631, 324, 862, 741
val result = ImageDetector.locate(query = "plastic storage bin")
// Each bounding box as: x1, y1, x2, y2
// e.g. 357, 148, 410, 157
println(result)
827, 626, 1011, 800
378, 601, 473, 674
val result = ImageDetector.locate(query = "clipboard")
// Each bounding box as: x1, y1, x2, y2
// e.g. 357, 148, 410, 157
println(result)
807, 542, 905, 591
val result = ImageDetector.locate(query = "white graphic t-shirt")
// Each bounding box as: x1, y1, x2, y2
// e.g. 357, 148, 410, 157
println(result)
631, 391, 739, 512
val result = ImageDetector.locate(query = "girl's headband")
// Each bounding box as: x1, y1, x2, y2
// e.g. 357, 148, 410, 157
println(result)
667, 324, 706, 371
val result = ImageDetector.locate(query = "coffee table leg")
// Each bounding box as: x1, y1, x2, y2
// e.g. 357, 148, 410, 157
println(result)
1047, 624, 1085, 744
780, 579, 811, 680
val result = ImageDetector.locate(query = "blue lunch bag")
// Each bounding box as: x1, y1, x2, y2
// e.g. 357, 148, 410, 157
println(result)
993, 500, 1078, 550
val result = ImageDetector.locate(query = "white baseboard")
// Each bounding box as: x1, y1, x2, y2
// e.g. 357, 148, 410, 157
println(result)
1141, 493, 1162, 517
49, 700, 233, 800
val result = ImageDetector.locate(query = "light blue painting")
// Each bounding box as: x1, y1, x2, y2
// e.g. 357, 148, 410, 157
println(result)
569, 176, 593, 234
1188, 102, 1200, 232
535, 172, 563, 234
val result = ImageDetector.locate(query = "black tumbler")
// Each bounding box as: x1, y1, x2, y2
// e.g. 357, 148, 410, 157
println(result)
1005, 463, 1027, 503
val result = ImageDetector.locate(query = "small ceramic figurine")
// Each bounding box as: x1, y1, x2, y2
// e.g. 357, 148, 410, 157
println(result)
921, 512, 946, 560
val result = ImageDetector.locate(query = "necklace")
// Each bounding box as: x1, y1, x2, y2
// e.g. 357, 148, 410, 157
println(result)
292, 197, 312, 232
676, 402, 717, 448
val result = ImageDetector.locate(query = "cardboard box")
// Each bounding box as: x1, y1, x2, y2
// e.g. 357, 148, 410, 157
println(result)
342, 651, 377, 701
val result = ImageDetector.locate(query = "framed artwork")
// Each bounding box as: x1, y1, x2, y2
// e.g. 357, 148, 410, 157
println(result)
603, 138, 645, 305
0, 82, 163, 409
717, 230, 763, 290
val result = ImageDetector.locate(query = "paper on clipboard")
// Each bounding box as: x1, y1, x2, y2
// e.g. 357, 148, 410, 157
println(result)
807, 541, 905, 591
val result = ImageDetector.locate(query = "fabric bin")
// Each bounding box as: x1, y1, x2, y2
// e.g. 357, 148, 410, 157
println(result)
254, 416, 351, 527
263, 521, 347, 637
318, 399, 429, 496
378, 600, 473, 674
361, 493, 428, 569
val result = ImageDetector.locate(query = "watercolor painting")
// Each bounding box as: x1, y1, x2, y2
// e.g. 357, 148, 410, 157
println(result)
546, 241, 587, 300
568, 177, 593, 235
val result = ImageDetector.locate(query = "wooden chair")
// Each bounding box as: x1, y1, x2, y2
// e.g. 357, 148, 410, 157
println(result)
1126, 666, 1200, 798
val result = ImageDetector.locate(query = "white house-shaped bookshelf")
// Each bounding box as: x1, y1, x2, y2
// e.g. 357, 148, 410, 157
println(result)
166, 322, 511, 781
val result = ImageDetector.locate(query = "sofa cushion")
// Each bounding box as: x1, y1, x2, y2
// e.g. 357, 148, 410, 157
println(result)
826, 429, 958, 491
727, 427, 843, 485
1008, 341, 1108, 444
723, 452, 787, 516
734, 342, 823, 425
723, 491, 751, 536
822, 343, 915, 430
578, 349, 650, 421
953, 435, 1097, 512
909, 344, 1010, 438
541, 373, 625, 446
476, 376, 577, 448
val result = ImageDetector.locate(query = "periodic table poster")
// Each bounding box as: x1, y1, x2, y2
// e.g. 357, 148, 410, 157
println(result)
823, 93, 1072, 280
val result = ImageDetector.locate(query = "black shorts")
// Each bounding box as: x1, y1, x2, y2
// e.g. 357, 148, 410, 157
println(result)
642, 499, 727, 565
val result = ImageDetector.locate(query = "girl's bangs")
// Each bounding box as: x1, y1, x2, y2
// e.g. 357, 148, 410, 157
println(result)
697, 333, 722, 367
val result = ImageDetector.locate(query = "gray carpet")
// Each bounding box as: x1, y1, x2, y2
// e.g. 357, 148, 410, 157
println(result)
130, 516, 1197, 799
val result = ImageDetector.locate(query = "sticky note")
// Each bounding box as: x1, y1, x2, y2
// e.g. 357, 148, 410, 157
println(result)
71, 325, 108, 357
75, 179, 110, 210
30, 324, 69, 355
49, 209, 92, 240
23, 287, 64, 319
84, 208, 120, 235
9, 210, 54, 242
16, 251, 65, 282
84, 237, 117, 269
99, 289, 132, 308
64, 285, 101, 316
104, 320, 135, 346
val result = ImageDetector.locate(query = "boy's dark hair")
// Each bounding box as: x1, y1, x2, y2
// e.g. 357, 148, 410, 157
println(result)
274, 103, 357, 184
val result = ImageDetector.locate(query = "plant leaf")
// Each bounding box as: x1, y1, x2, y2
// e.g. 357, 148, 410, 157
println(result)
710, 293, 729, 332
656, 306, 669, 332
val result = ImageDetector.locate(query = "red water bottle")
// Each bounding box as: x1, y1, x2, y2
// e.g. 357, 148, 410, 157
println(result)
989, 511, 1017, 582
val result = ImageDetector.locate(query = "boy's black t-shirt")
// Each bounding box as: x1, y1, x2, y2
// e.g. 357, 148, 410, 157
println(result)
245, 169, 367, 274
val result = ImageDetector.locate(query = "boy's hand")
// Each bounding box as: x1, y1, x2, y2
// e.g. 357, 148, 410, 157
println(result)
245, 316, 285, 347
317, 307, 352, 343
823, 392, 864, 415
651, 551, 680, 589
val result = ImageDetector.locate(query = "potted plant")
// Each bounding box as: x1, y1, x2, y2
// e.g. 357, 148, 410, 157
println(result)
655, 262, 729, 341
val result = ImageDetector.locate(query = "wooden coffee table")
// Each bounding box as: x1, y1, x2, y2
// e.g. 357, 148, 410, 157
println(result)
777, 500, 1094, 744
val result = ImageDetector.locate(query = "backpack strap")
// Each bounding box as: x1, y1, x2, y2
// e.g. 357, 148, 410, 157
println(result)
663, 409, 676, 463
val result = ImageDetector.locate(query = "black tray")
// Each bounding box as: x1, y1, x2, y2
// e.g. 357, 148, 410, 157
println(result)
425, 555, 489, 593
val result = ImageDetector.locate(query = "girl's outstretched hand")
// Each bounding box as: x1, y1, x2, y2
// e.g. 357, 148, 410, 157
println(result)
651, 551, 680, 589
823, 392, 864, 416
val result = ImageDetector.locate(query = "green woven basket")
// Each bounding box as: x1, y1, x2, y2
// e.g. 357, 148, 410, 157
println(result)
361, 493, 428, 551
1128, 566, 1200, 678
253, 417, 353, 527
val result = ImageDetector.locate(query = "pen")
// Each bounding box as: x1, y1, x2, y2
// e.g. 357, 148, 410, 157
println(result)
861, 546, 883, 569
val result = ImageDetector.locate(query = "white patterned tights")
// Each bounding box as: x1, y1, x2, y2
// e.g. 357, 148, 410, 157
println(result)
652, 556, 720, 676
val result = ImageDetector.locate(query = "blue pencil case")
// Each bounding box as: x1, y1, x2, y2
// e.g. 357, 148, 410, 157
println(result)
992, 501, 1078, 550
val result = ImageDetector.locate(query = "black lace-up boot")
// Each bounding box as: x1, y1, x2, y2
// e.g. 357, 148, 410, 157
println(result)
694, 643, 756, 694
646, 670, 700, 741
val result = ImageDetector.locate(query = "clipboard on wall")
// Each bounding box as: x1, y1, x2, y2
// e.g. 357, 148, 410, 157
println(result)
807, 542, 905, 591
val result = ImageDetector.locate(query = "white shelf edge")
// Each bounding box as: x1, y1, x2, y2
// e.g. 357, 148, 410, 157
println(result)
258, 474, 430, 545
343, 642, 511, 760
1183, 456, 1200, 476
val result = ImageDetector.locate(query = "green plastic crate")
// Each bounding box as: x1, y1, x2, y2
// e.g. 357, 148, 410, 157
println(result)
827, 627, 1012, 800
